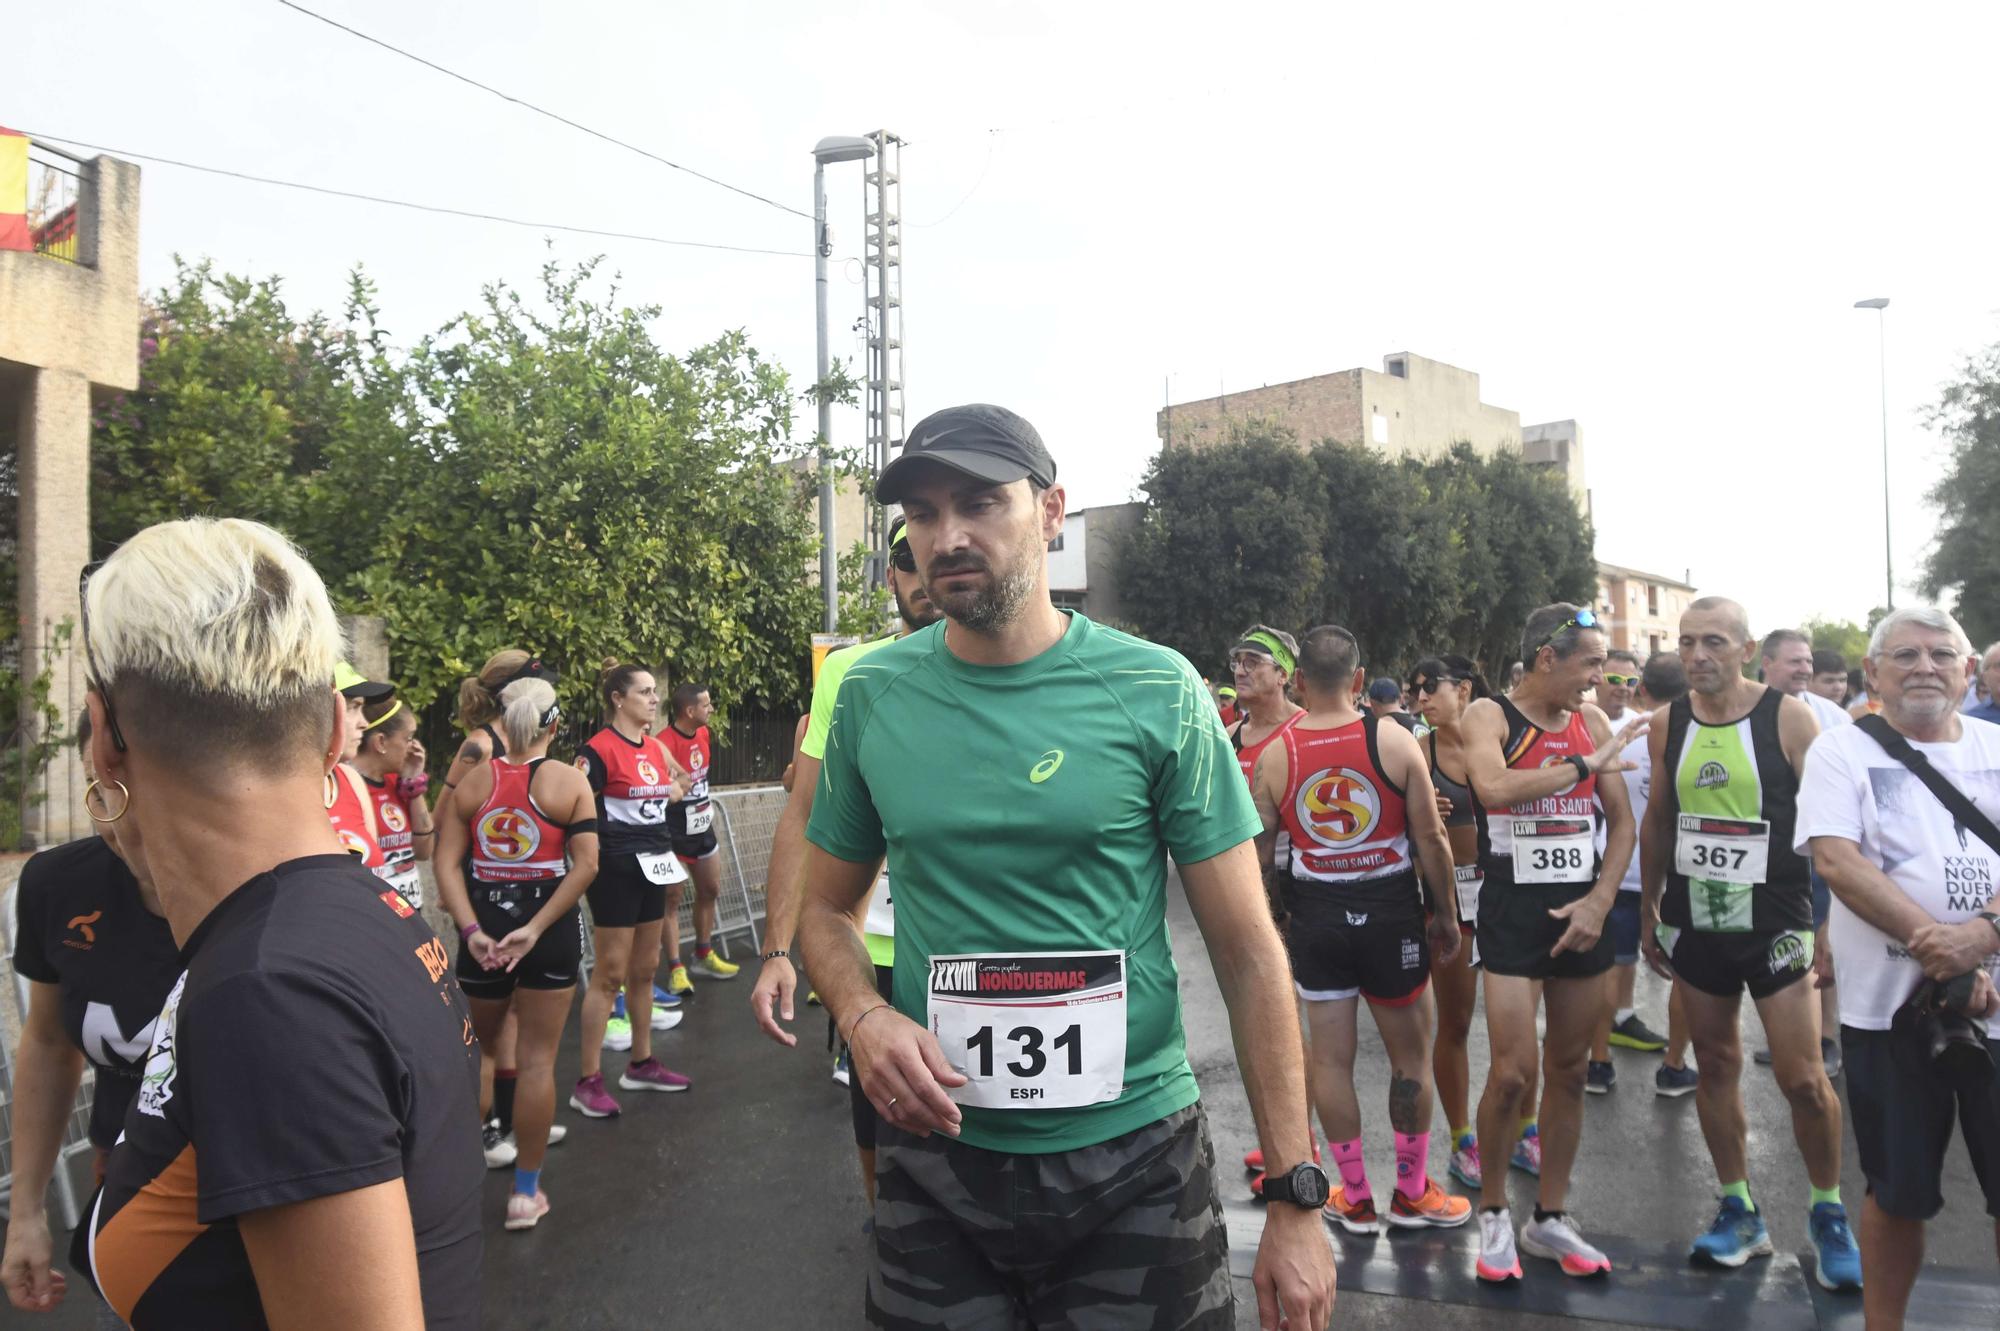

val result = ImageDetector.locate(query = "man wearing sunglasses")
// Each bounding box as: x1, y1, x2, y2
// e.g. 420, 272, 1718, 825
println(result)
1597, 651, 1644, 727
1460, 603, 1646, 1285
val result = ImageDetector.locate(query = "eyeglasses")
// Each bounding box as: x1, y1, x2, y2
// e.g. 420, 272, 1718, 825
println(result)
78, 561, 129, 753
1601, 673, 1638, 687
1414, 676, 1458, 696
1228, 650, 1275, 672
889, 546, 916, 574
1883, 646, 1965, 671
1535, 608, 1600, 653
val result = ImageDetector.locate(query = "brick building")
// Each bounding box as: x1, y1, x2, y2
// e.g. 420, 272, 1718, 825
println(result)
1594, 562, 1698, 656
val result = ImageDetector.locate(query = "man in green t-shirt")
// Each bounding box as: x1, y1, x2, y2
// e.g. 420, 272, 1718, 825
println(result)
801, 404, 1337, 1331
751, 519, 939, 1209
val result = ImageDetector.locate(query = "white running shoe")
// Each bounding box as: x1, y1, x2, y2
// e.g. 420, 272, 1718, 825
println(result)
1477, 1208, 1521, 1284
482, 1120, 517, 1170
650, 1004, 683, 1031
1519, 1212, 1612, 1277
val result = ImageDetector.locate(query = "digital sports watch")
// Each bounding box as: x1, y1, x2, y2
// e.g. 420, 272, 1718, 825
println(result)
1260, 1161, 1332, 1209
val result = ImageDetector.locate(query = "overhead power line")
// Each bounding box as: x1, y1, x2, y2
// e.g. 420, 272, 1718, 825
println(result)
18, 130, 813, 258
275, 0, 810, 221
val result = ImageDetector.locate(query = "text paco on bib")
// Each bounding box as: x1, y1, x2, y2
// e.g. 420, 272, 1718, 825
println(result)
928, 950, 1126, 1110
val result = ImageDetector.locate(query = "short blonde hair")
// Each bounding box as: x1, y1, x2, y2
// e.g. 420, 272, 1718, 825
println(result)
499, 677, 559, 755
86, 517, 343, 768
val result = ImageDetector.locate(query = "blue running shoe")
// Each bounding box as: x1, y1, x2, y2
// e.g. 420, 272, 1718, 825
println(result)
653, 981, 683, 1010
1810, 1202, 1863, 1291
1510, 1126, 1541, 1177
610, 992, 627, 1021
1690, 1196, 1773, 1268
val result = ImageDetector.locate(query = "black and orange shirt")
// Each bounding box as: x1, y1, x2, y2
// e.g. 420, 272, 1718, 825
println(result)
660, 722, 712, 836
11, 835, 181, 1149
578, 727, 677, 857
83, 856, 483, 1330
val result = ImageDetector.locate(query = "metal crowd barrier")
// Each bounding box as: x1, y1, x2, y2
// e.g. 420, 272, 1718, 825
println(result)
1, 882, 98, 1230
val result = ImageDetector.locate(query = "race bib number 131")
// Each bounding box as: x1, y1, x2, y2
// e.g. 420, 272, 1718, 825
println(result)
929, 951, 1126, 1110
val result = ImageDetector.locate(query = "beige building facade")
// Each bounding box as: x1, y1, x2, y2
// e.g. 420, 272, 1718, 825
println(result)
2, 146, 142, 845
1595, 561, 1697, 656
1157, 351, 1588, 510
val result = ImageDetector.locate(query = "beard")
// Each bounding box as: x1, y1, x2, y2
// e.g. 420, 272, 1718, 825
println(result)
893, 578, 943, 630
925, 534, 1039, 634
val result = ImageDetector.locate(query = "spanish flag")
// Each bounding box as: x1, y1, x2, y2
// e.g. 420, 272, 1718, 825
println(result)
0, 128, 28, 251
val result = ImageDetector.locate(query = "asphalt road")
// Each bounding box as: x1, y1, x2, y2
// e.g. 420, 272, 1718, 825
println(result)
29, 875, 2000, 1329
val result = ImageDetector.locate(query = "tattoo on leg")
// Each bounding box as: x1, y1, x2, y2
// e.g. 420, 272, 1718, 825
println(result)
1390, 1074, 1422, 1133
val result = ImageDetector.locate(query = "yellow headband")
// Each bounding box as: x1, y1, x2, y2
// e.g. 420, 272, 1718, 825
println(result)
362, 698, 404, 731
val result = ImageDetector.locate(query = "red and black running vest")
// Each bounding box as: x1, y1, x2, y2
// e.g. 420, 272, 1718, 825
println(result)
328, 768, 385, 870
470, 758, 570, 883
1276, 716, 1413, 885
660, 723, 712, 837
361, 775, 417, 892
582, 727, 678, 857
1471, 696, 1602, 888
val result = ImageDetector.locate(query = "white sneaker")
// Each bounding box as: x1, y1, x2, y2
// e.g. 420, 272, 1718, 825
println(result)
650, 1005, 682, 1031
482, 1120, 517, 1170
502, 1124, 568, 1155
1477, 1208, 1521, 1283
1519, 1212, 1612, 1277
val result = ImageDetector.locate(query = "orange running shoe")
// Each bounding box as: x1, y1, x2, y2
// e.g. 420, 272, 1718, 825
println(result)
1323, 1185, 1380, 1236
1387, 1179, 1473, 1229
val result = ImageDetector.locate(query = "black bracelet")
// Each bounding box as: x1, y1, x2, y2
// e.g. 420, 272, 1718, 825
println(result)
762, 948, 789, 961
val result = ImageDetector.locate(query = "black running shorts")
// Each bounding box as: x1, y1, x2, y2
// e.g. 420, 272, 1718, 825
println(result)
1657, 923, 1814, 1001
1475, 874, 1615, 981
868, 1103, 1232, 1329
1842, 1025, 2000, 1221
672, 828, 719, 864
455, 881, 584, 998
586, 854, 669, 930
1282, 872, 1430, 1005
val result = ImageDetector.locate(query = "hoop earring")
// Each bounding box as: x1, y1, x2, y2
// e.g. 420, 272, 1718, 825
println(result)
324, 771, 339, 809
85, 778, 130, 825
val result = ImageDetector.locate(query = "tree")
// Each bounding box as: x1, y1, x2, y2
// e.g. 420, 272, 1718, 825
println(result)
1923, 342, 2000, 645
1117, 424, 1328, 675
89, 256, 831, 744
1803, 616, 1869, 667
1116, 434, 1596, 682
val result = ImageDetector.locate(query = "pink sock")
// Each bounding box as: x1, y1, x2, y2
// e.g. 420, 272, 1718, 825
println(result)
1394, 1131, 1430, 1200
1330, 1138, 1370, 1201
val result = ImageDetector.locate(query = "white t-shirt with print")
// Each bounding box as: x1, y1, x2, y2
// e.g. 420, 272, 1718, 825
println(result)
1795, 717, 2000, 1038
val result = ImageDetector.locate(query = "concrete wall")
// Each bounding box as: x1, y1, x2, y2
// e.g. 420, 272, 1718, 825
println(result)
340, 615, 391, 681
1080, 501, 1143, 628
3, 153, 142, 845
1047, 508, 1090, 592
1359, 352, 1521, 458
1524, 418, 1590, 516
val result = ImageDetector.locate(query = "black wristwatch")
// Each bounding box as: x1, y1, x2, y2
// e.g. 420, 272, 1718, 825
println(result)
1261, 1162, 1331, 1209
1976, 911, 2000, 949
1565, 754, 1590, 782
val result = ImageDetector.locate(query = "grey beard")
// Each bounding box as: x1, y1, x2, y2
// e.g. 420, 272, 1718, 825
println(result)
951, 562, 1036, 633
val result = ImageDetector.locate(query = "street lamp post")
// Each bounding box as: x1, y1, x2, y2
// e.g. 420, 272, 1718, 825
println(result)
1854, 297, 1892, 610
813, 135, 877, 632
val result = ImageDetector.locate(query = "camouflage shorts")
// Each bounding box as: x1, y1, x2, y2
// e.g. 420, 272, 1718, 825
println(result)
866, 1102, 1233, 1329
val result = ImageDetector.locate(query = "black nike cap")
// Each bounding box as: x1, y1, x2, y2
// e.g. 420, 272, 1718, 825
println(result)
875, 404, 1057, 504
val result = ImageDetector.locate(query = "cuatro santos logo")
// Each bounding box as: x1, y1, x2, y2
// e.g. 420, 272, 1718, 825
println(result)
379, 801, 408, 834
636, 757, 662, 786
1297, 767, 1381, 847
336, 827, 373, 858
478, 808, 542, 862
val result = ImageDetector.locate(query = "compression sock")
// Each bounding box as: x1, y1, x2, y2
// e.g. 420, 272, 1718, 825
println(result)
1534, 1207, 1560, 1223
1330, 1138, 1371, 1201
1810, 1185, 1843, 1208
1722, 1179, 1754, 1211
513, 1167, 540, 1197
1394, 1131, 1431, 1200
1453, 1126, 1475, 1148
493, 1070, 518, 1136
1518, 1118, 1538, 1142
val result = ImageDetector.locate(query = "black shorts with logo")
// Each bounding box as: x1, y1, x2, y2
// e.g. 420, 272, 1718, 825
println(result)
672, 828, 719, 863
586, 853, 669, 929
1282, 871, 1430, 1005
1842, 1025, 2000, 1220
455, 880, 584, 998
1658, 923, 1814, 1001
1475, 871, 1615, 982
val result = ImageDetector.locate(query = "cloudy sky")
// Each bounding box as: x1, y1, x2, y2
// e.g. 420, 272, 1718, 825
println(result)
16, 1, 1998, 632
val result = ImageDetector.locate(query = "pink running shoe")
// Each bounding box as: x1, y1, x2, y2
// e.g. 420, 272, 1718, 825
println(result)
568, 1072, 621, 1118
504, 1190, 550, 1231
618, 1057, 691, 1093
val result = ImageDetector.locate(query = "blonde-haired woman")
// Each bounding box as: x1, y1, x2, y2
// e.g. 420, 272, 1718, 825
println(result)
77, 517, 482, 1329
434, 675, 599, 1231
